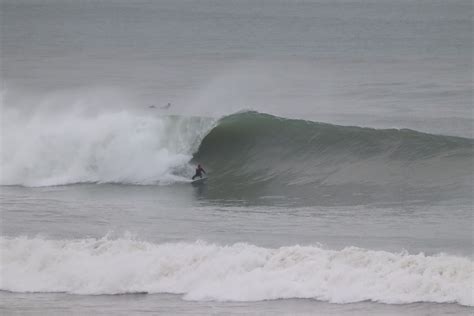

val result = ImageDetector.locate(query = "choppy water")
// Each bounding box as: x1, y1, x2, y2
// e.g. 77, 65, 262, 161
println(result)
1, 0, 473, 315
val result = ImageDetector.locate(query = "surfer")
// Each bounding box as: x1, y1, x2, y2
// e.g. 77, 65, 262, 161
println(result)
192, 164, 206, 180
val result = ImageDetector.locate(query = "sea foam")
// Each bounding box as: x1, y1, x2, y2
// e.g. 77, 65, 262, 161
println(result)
1, 100, 213, 186
1, 236, 472, 306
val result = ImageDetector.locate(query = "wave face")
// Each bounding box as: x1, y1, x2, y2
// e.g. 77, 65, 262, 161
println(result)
1, 105, 213, 186
1, 236, 472, 306
194, 111, 474, 203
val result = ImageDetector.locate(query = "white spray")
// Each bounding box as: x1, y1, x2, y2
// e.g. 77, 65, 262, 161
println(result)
0, 89, 215, 186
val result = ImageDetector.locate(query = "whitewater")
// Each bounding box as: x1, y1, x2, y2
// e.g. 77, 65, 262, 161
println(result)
1, 112, 473, 315
1, 105, 473, 313
1, 236, 472, 306
1, 103, 215, 187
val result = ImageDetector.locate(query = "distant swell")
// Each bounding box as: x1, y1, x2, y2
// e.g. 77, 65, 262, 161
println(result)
1, 236, 472, 306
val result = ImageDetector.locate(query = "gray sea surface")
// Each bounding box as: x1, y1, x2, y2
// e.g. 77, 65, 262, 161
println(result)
1, 0, 473, 314
1, 0, 472, 136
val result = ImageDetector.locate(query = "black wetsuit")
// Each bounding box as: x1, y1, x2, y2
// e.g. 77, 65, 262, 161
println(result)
192, 167, 206, 180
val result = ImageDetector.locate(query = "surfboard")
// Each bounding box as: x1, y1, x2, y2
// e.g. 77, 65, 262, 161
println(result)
191, 177, 208, 184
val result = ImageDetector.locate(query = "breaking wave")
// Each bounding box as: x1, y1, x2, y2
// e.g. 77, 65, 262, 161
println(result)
1, 236, 472, 306
0, 106, 214, 186
2, 109, 472, 202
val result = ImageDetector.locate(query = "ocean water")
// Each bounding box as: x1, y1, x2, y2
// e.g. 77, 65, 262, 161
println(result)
1, 0, 473, 315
